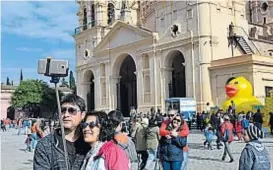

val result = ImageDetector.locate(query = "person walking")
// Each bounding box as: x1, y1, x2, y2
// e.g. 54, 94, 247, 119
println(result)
215, 112, 223, 149
145, 115, 160, 170
1, 119, 6, 132
131, 115, 148, 170
253, 109, 263, 130
242, 115, 250, 132
239, 125, 271, 170
231, 100, 236, 114
235, 117, 243, 141
204, 126, 214, 150
196, 112, 202, 131
33, 94, 90, 170
269, 112, 273, 135
30, 119, 43, 151
221, 115, 234, 163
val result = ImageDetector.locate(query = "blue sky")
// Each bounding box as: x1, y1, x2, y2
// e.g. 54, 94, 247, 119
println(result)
1, 1, 78, 85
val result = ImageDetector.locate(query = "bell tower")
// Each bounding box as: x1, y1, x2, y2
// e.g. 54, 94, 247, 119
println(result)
247, 0, 273, 27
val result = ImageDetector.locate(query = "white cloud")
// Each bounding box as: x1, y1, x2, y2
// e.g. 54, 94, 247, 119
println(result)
16, 47, 43, 52
1, 1, 78, 43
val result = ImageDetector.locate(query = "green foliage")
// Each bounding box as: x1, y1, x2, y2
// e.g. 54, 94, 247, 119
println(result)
69, 71, 76, 93
11, 80, 63, 113
60, 78, 69, 87
20, 69, 23, 82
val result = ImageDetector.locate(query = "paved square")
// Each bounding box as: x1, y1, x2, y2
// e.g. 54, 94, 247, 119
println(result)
1, 129, 273, 170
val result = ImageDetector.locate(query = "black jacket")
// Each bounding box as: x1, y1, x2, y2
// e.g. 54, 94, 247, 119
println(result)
159, 136, 187, 162
33, 129, 90, 170
270, 114, 273, 125
253, 112, 263, 124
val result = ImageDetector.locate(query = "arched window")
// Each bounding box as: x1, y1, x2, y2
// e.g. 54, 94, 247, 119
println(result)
83, 8, 87, 30
108, 3, 115, 24
91, 4, 95, 27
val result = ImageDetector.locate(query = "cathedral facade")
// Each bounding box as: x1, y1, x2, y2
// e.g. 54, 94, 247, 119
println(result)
74, 0, 273, 115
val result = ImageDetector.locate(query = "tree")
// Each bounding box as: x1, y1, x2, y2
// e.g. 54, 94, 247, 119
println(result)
11, 80, 63, 117
60, 78, 69, 87
69, 71, 76, 93
6, 77, 11, 85
20, 69, 23, 82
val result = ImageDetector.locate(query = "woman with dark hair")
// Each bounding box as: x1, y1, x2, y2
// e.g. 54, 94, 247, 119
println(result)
159, 113, 188, 170
81, 111, 129, 170
108, 110, 138, 170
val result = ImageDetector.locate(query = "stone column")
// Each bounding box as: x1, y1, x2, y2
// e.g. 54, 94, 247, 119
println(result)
135, 70, 142, 110
95, 2, 107, 26
81, 82, 91, 109
109, 76, 121, 110
184, 62, 193, 98
197, 0, 212, 110
160, 67, 173, 112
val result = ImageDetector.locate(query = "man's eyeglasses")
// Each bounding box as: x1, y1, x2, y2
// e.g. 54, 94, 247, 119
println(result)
61, 107, 81, 115
81, 121, 99, 129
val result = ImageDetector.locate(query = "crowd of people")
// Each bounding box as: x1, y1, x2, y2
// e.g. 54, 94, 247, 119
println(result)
1, 116, 54, 152
1, 94, 272, 170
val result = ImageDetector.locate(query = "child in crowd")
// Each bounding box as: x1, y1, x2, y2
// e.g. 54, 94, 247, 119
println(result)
204, 126, 214, 150
242, 115, 250, 131
235, 118, 243, 141
25, 132, 32, 152
203, 124, 212, 147
239, 125, 271, 170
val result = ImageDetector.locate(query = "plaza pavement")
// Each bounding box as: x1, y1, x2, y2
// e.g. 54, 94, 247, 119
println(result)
1, 128, 273, 170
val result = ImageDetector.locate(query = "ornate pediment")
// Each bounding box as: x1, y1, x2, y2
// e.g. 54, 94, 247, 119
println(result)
94, 21, 154, 52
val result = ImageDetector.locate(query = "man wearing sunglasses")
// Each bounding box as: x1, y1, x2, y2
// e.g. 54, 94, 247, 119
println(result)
34, 94, 90, 170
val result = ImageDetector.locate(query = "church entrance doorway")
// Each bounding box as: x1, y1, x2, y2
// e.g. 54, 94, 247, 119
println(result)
168, 50, 186, 97
117, 55, 137, 117
83, 70, 95, 111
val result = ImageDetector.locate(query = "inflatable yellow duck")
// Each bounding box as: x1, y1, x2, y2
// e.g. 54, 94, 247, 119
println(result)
222, 76, 262, 113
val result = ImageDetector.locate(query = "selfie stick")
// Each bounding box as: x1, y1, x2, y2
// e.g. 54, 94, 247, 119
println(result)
51, 77, 70, 170
40, 57, 70, 170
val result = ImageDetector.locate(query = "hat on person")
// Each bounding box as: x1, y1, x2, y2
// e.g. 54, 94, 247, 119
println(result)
223, 115, 230, 120
246, 125, 264, 140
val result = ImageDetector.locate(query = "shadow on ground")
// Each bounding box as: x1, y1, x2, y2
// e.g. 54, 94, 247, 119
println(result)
22, 159, 33, 165
189, 155, 223, 163
19, 149, 27, 152
188, 143, 206, 150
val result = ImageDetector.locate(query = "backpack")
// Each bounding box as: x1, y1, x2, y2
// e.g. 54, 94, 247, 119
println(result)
242, 119, 249, 129
223, 124, 230, 142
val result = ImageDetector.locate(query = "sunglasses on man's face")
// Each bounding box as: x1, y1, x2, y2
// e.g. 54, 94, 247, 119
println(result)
61, 107, 80, 115
81, 121, 99, 129
168, 114, 175, 118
